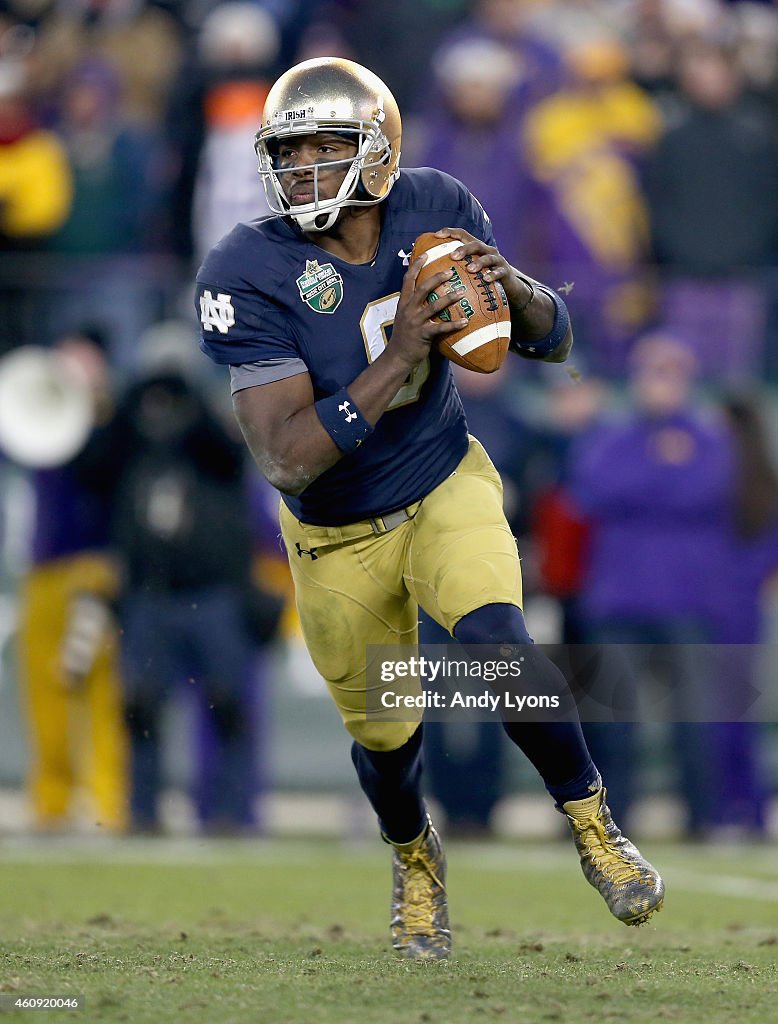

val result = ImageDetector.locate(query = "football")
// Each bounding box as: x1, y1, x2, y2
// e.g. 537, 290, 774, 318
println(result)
411, 232, 511, 373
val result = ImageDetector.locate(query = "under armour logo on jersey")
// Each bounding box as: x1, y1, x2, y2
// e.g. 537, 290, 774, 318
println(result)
295, 543, 318, 560
199, 290, 235, 333
339, 401, 357, 423
397, 249, 411, 266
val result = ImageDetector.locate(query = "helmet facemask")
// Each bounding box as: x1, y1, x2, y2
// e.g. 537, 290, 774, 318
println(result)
255, 104, 396, 232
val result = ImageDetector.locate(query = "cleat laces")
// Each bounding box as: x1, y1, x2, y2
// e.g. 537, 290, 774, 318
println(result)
399, 848, 445, 935
574, 815, 644, 887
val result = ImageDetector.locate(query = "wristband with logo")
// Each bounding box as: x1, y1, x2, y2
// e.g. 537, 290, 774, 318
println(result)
315, 387, 374, 454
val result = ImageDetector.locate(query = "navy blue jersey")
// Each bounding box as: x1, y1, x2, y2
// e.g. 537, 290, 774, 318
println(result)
196, 167, 497, 526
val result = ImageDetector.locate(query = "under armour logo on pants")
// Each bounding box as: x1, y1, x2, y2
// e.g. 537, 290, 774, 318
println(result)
295, 543, 319, 560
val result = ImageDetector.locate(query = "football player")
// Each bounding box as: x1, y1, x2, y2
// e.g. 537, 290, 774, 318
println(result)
196, 57, 664, 959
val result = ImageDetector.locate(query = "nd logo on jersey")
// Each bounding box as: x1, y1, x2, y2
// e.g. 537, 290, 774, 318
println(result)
296, 260, 344, 315
200, 290, 235, 333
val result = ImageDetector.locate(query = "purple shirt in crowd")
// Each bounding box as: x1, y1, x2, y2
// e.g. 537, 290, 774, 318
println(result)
567, 410, 733, 624
31, 467, 111, 565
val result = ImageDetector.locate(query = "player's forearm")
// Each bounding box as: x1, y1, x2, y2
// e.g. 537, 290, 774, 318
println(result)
508, 271, 573, 363
509, 274, 555, 338
346, 346, 424, 425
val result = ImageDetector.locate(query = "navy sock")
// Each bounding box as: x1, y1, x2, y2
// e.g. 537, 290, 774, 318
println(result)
542, 761, 603, 809
453, 604, 600, 804
350, 725, 427, 844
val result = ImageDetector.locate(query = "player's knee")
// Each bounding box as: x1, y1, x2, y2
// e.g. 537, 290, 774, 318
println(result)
345, 719, 418, 752
454, 603, 532, 645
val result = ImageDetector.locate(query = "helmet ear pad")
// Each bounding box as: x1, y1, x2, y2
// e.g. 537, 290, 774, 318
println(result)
359, 131, 400, 200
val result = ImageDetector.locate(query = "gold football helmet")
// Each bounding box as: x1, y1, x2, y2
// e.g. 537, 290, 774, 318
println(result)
255, 57, 402, 232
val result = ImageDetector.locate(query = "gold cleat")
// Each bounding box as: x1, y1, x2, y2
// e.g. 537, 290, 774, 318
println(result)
563, 788, 665, 926
388, 817, 451, 960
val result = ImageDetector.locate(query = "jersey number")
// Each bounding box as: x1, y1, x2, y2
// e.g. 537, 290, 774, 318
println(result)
360, 293, 430, 410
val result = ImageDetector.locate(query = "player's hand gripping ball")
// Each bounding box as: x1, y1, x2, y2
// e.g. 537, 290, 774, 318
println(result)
411, 232, 511, 373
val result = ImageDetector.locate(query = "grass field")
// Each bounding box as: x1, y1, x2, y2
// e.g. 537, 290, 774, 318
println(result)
1, 836, 777, 1023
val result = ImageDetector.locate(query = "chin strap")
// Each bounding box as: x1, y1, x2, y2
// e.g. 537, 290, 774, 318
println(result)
292, 207, 341, 232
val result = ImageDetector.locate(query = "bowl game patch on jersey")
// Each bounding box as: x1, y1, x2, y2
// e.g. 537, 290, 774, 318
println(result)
296, 259, 344, 314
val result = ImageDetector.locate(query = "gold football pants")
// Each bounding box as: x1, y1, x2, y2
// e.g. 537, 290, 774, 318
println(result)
280, 436, 523, 751
18, 553, 129, 831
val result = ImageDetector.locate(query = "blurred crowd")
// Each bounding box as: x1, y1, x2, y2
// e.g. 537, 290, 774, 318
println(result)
1, 0, 778, 839
2, 0, 778, 373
